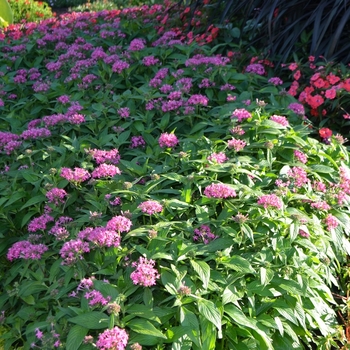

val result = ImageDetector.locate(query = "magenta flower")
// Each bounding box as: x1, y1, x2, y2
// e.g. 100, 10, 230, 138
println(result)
91, 164, 121, 179
21, 128, 51, 140
106, 215, 132, 233
96, 326, 129, 350
187, 94, 209, 106
86, 148, 120, 165
60, 239, 90, 266
78, 227, 121, 248
7, 241, 48, 261
28, 213, 54, 232
257, 194, 282, 209
130, 136, 146, 148
231, 108, 252, 122
193, 225, 218, 244
158, 133, 179, 148
117, 107, 130, 118
60, 167, 91, 183
130, 257, 160, 287
128, 38, 146, 51
138, 200, 163, 215
245, 63, 265, 75
288, 103, 305, 116
268, 77, 283, 85
84, 290, 111, 307
204, 183, 236, 198
46, 188, 68, 205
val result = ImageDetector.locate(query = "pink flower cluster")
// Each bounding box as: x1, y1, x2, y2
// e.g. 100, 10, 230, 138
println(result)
46, 188, 68, 205
204, 183, 237, 198
117, 107, 130, 118
288, 166, 308, 188
269, 115, 289, 127
257, 194, 282, 209
130, 136, 146, 148
86, 148, 120, 164
106, 215, 132, 233
138, 200, 163, 215
60, 167, 91, 183
85, 290, 111, 307
59, 239, 90, 265
7, 240, 48, 261
324, 214, 339, 231
228, 138, 246, 152
49, 216, 72, 240
193, 225, 217, 244
158, 133, 179, 148
294, 150, 308, 164
96, 326, 129, 350
207, 152, 228, 164
231, 108, 252, 122
78, 227, 121, 248
130, 257, 160, 287
128, 38, 146, 51
245, 63, 265, 75
91, 164, 121, 179
28, 213, 54, 232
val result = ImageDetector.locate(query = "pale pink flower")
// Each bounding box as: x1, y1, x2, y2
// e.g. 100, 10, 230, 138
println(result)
294, 150, 308, 164
204, 183, 236, 198
228, 138, 246, 152
138, 200, 163, 215
60, 167, 91, 183
207, 152, 228, 164
91, 164, 121, 178
106, 215, 132, 233
324, 214, 339, 231
269, 115, 289, 127
257, 194, 282, 209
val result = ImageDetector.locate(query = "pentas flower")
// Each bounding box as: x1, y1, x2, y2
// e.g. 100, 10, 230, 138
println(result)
204, 183, 236, 198
245, 63, 265, 75
228, 138, 246, 152
21, 128, 51, 140
49, 216, 73, 240
288, 166, 309, 188
130, 257, 160, 287
257, 194, 282, 209
60, 167, 91, 183
84, 290, 111, 307
78, 227, 121, 248
86, 148, 120, 165
142, 55, 159, 66
138, 200, 163, 215
7, 241, 48, 261
130, 136, 146, 148
28, 213, 54, 232
288, 103, 305, 116
96, 326, 128, 350
193, 225, 218, 244
207, 152, 228, 164
106, 215, 132, 233
294, 150, 308, 164
117, 107, 130, 118
60, 239, 90, 266
46, 188, 68, 205
268, 77, 283, 85
324, 214, 339, 231
231, 108, 251, 122
158, 133, 179, 148
91, 164, 121, 179
187, 94, 209, 106
311, 201, 331, 211
269, 115, 289, 127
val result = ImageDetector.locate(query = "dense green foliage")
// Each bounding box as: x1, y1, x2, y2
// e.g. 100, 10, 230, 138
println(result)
0, 2, 350, 350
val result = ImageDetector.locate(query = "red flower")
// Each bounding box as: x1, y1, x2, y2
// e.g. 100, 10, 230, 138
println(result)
319, 128, 332, 139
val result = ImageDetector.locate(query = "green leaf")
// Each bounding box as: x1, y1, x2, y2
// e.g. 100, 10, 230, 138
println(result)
68, 312, 109, 329
19, 194, 46, 210
197, 298, 222, 337
0, 0, 13, 26
190, 260, 210, 289
127, 319, 167, 339
66, 325, 88, 350
220, 256, 255, 274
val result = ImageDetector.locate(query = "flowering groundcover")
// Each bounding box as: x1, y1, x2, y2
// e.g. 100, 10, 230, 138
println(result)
0, 4, 350, 349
